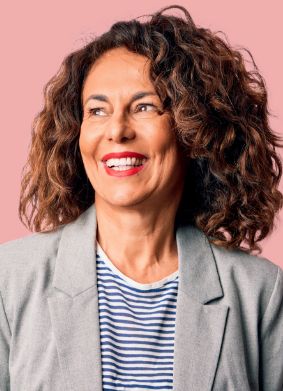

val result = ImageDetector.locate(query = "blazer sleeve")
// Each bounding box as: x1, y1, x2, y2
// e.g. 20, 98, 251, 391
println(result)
0, 289, 11, 391
259, 266, 283, 391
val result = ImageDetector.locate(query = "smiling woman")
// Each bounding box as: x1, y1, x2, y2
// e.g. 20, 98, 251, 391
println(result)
0, 4, 283, 391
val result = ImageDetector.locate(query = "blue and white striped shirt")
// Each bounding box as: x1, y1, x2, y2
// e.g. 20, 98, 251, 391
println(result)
96, 241, 179, 391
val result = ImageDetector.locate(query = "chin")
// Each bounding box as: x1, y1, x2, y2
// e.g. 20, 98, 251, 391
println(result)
106, 193, 149, 208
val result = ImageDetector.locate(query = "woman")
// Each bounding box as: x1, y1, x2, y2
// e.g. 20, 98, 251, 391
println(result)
0, 4, 282, 390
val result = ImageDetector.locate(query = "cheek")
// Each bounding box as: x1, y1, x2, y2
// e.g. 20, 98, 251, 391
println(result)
148, 115, 176, 146
79, 125, 99, 156
149, 125, 178, 156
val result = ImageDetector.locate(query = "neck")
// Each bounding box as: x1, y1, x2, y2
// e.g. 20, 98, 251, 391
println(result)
95, 195, 181, 276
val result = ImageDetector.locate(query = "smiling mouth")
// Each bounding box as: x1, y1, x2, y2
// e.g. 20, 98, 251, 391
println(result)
102, 159, 148, 177
105, 157, 147, 168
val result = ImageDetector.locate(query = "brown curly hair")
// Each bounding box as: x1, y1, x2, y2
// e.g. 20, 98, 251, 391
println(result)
19, 4, 283, 254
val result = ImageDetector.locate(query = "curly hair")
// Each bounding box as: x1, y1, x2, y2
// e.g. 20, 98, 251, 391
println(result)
19, 4, 283, 254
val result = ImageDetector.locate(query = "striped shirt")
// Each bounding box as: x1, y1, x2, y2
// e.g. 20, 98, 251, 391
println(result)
96, 241, 179, 391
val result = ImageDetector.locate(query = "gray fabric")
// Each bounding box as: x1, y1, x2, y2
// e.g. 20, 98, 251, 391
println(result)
0, 203, 282, 391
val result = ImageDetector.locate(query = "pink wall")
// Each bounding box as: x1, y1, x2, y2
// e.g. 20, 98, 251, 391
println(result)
1, 0, 282, 267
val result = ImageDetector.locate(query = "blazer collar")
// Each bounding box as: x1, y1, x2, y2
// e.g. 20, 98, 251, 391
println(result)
53, 202, 223, 303
53, 203, 97, 297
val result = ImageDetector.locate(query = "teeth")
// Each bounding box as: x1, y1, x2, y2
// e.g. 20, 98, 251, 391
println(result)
105, 157, 146, 167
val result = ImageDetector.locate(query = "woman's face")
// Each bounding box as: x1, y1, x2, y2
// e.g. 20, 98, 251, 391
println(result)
80, 47, 185, 210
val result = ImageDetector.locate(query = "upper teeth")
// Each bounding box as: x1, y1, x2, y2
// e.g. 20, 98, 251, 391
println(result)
105, 157, 146, 167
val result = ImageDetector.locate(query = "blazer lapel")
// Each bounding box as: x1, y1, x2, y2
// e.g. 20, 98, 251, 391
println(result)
47, 204, 103, 391
173, 223, 229, 390
47, 203, 228, 391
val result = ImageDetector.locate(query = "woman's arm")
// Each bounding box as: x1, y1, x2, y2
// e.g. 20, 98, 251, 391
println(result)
0, 289, 11, 390
259, 267, 283, 390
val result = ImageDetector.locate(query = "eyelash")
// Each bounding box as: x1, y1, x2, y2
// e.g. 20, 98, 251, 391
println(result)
87, 103, 156, 116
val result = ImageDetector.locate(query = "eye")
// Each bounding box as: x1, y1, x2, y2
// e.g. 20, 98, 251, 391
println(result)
87, 107, 107, 117
135, 103, 157, 113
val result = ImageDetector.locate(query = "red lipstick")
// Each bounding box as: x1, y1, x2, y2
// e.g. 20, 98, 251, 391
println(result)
103, 164, 146, 177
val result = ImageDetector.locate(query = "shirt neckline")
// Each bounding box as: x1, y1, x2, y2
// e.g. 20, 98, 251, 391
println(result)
96, 241, 179, 290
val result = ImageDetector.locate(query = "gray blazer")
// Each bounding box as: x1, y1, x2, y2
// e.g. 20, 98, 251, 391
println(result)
0, 203, 282, 391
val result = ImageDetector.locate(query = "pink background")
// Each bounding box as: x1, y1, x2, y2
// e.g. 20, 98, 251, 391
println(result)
1, 1, 282, 267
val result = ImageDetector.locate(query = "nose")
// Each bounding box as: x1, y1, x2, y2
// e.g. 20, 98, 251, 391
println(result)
105, 110, 136, 143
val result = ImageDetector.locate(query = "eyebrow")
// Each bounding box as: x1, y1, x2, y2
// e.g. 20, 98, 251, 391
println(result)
83, 91, 158, 106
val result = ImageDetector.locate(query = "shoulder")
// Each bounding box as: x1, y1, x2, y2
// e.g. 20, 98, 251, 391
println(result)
0, 226, 64, 264
210, 242, 282, 315
0, 226, 64, 294
210, 241, 280, 279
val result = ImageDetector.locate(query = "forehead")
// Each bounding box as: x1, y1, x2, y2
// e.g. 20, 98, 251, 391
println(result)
82, 48, 153, 99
